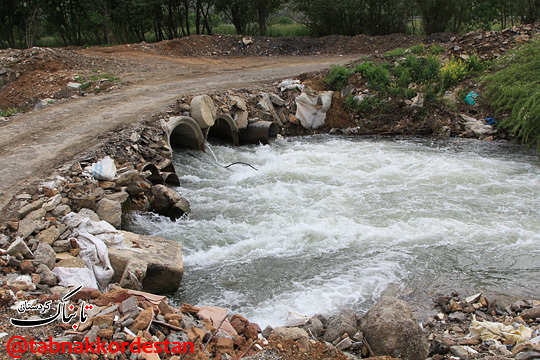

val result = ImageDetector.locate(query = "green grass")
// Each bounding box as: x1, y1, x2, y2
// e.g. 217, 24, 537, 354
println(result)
482, 39, 540, 152
383, 47, 407, 60
410, 44, 426, 55
325, 65, 353, 90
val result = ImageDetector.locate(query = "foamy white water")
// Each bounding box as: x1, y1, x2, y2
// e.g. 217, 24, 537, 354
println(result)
127, 136, 540, 327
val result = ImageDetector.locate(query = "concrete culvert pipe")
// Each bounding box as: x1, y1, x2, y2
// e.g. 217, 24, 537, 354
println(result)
142, 164, 164, 185
165, 116, 205, 151
239, 121, 279, 145
207, 114, 239, 145
161, 172, 180, 186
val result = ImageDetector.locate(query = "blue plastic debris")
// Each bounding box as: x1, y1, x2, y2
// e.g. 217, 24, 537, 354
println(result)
465, 91, 478, 105
486, 117, 496, 125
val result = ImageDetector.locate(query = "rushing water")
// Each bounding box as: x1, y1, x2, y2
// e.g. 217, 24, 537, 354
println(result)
127, 135, 540, 327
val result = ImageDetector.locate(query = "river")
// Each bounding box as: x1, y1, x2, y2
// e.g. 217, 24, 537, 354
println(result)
126, 135, 540, 327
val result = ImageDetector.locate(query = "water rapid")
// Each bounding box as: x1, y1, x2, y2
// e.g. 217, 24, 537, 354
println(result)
127, 136, 540, 327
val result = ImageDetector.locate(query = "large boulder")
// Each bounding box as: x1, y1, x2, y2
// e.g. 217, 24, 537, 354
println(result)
323, 308, 357, 342
94, 198, 122, 228
360, 297, 429, 360
108, 231, 183, 294
151, 185, 190, 220
190, 95, 216, 129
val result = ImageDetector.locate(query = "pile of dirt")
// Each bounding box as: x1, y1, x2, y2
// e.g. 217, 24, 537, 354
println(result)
131, 33, 425, 57
0, 47, 126, 109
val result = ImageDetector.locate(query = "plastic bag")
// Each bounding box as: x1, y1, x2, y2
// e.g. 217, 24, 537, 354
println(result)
284, 311, 309, 327
53, 267, 99, 289
278, 79, 305, 92
295, 89, 333, 129
84, 156, 117, 181
468, 315, 533, 345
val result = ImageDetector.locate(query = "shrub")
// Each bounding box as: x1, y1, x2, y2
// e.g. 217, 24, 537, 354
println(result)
325, 65, 352, 90
410, 43, 426, 55
482, 40, 540, 152
467, 54, 488, 72
429, 44, 445, 55
0, 107, 18, 117
384, 47, 407, 60
344, 94, 380, 113
440, 58, 469, 90
355, 62, 391, 94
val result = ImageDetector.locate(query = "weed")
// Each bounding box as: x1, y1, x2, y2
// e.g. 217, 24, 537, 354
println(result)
383, 48, 407, 60
355, 62, 391, 94
344, 94, 380, 113
78, 72, 120, 92
325, 65, 352, 90
0, 107, 18, 117
441, 58, 469, 90
429, 44, 445, 55
467, 54, 488, 72
410, 44, 426, 55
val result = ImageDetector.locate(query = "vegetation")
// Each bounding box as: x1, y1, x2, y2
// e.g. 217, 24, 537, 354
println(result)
2, 0, 539, 48
75, 72, 120, 92
483, 40, 540, 152
0, 107, 18, 117
328, 44, 490, 116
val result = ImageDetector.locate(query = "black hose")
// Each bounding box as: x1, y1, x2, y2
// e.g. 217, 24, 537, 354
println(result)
224, 162, 258, 171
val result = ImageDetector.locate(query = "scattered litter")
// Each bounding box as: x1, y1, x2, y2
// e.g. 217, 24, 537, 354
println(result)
83, 156, 117, 181
468, 315, 534, 345
464, 91, 478, 105
278, 79, 304, 92
486, 116, 496, 125
285, 311, 309, 327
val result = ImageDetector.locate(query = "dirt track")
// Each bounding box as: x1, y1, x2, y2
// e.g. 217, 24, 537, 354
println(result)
0, 53, 359, 214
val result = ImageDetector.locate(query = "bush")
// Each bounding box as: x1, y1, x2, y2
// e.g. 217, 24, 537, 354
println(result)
410, 44, 426, 55
440, 58, 469, 90
344, 94, 380, 113
483, 40, 540, 152
355, 62, 391, 94
384, 47, 407, 60
429, 44, 445, 55
0, 107, 18, 117
467, 54, 488, 72
325, 65, 352, 90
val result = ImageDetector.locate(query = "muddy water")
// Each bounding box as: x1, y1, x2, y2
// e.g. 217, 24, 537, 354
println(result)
127, 136, 540, 326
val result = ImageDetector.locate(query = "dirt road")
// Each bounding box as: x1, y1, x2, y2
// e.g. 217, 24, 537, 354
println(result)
0, 54, 358, 214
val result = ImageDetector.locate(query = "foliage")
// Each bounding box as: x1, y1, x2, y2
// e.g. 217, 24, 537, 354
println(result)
482, 40, 540, 151
325, 65, 353, 90
467, 54, 489, 72
429, 44, 445, 55
383, 48, 407, 60
440, 58, 469, 90
344, 94, 381, 113
0, 107, 18, 117
291, 0, 409, 36
76, 72, 120, 92
410, 44, 426, 55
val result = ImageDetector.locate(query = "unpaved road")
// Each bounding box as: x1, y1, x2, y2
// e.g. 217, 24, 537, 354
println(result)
0, 54, 358, 215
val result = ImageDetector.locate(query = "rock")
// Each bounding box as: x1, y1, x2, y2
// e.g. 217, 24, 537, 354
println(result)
7, 237, 33, 258
78, 208, 100, 222
94, 198, 122, 228
0, 234, 9, 249
42, 194, 62, 211
19, 259, 34, 273
122, 296, 140, 318
36, 264, 58, 286
115, 170, 139, 187
24, 208, 47, 221
108, 231, 183, 294
52, 239, 71, 253
52, 205, 71, 217
245, 323, 258, 340
95, 288, 129, 306
304, 316, 325, 338
449, 312, 467, 322
105, 191, 129, 204
324, 308, 357, 342
515, 351, 540, 360
262, 326, 273, 339
258, 94, 281, 125
16, 219, 39, 239
269, 93, 286, 107
234, 110, 249, 130
33, 243, 56, 269
71, 287, 101, 301
130, 308, 153, 332
216, 337, 234, 355
67, 82, 81, 89
360, 296, 429, 360
36, 226, 60, 245
97, 328, 113, 339
157, 299, 174, 316
272, 327, 309, 342
168, 199, 190, 220
17, 199, 45, 218
6, 274, 36, 291
56, 257, 85, 268
521, 307, 540, 320
336, 337, 353, 351
450, 345, 478, 358
190, 95, 217, 129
